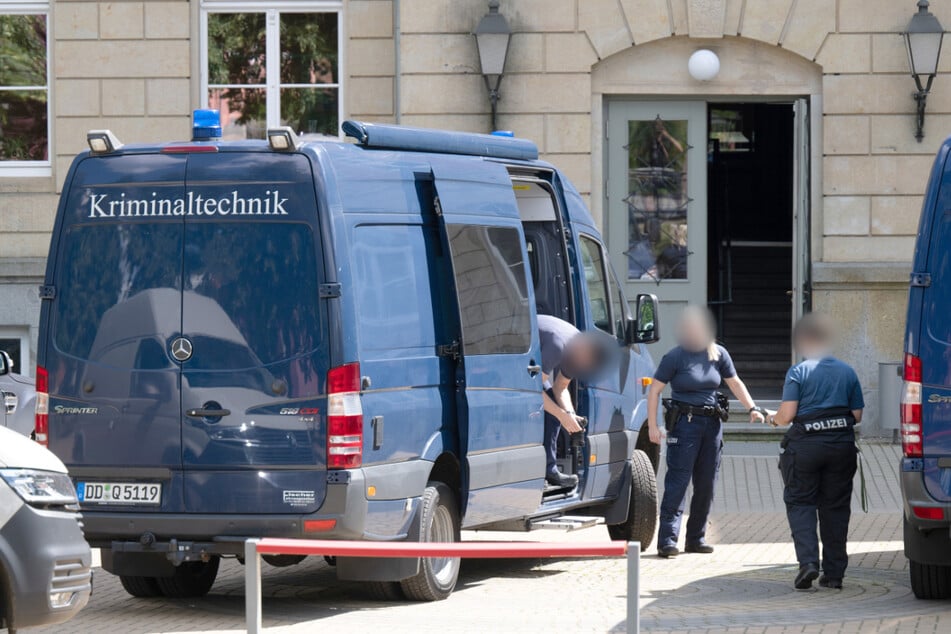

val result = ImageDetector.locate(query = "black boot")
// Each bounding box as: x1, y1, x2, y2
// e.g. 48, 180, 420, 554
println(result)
795, 563, 820, 590
545, 470, 578, 488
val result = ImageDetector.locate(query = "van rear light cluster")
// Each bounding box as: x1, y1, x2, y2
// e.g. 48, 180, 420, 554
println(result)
35, 365, 49, 446
327, 362, 363, 469
902, 353, 923, 458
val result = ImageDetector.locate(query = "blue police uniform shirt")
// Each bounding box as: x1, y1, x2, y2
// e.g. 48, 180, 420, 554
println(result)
654, 344, 736, 406
538, 315, 580, 390
782, 356, 865, 418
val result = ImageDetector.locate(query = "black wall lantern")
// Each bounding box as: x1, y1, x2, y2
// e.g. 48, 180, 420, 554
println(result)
904, 0, 945, 142
473, 0, 512, 131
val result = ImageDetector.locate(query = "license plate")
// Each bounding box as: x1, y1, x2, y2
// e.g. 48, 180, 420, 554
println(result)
77, 482, 162, 505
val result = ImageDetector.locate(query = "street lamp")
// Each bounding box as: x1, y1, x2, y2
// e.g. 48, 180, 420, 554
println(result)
474, 0, 512, 131
904, 0, 945, 142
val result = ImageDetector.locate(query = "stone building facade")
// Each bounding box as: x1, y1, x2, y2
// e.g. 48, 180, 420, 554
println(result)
1, 0, 946, 432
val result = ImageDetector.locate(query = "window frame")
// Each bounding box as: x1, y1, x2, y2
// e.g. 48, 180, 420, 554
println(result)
578, 233, 614, 336
0, 0, 52, 177
199, 0, 345, 137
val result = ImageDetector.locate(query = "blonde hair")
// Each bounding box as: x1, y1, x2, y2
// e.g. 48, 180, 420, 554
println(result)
679, 305, 720, 362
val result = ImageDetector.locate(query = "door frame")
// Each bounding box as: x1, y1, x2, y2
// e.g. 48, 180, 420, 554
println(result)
601, 94, 820, 359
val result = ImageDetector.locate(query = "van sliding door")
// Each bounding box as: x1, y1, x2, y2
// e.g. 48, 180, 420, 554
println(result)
431, 159, 546, 527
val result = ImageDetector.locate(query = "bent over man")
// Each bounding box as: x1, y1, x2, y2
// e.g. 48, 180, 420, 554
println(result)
537, 315, 613, 488
769, 313, 865, 590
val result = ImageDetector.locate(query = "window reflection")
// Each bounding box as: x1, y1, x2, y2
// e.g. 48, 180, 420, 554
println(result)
625, 116, 689, 281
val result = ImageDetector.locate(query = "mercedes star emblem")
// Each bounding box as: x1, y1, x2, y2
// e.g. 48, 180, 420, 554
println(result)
170, 337, 193, 362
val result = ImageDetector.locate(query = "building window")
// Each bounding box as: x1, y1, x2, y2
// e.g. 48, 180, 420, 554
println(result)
0, 328, 30, 376
201, 2, 342, 140
0, 2, 50, 177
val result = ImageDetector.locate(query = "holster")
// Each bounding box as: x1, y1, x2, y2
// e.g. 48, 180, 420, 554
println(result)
661, 398, 678, 432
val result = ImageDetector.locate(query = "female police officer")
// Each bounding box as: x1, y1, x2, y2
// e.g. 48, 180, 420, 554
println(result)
768, 313, 864, 590
647, 306, 764, 558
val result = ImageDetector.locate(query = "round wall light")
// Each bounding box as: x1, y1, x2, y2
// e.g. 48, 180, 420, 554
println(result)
688, 49, 720, 81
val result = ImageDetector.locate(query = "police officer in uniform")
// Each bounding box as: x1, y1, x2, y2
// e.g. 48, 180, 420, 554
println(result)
768, 313, 865, 590
647, 306, 764, 558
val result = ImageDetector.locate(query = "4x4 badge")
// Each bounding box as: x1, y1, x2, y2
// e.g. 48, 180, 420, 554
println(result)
170, 337, 193, 362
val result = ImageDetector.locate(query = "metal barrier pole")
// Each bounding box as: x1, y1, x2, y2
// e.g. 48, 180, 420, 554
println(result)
245, 539, 262, 634
627, 542, 640, 634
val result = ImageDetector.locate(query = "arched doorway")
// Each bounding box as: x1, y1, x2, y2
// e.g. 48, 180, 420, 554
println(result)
592, 37, 823, 398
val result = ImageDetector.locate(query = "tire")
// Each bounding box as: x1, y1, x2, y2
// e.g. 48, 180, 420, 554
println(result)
910, 559, 951, 600
364, 581, 405, 601
119, 575, 163, 598
155, 557, 220, 598
400, 482, 461, 601
607, 449, 658, 551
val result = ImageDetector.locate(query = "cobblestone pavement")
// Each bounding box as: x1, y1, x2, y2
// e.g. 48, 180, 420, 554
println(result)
24, 442, 951, 634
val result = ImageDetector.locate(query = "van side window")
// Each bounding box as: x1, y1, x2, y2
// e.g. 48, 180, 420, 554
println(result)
579, 235, 612, 334
448, 225, 531, 355
352, 224, 436, 351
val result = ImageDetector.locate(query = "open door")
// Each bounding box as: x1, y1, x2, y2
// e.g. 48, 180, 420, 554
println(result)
791, 98, 812, 331
606, 101, 709, 358
430, 158, 546, 528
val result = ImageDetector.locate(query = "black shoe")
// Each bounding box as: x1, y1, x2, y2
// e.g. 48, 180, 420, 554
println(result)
658, 545, 680, 558
545, 471, 578, 488
795, 563, 820, 590
685, 542, 714, 554
818, 576, 843, 589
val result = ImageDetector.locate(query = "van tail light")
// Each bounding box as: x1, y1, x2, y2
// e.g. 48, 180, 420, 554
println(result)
327, 362, 362, 469
902, 353, 923, 458
35, 365, 49, 446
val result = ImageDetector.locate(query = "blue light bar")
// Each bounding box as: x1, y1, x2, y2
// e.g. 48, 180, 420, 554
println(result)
342, 120, 538, 161
192, 109, 222, 141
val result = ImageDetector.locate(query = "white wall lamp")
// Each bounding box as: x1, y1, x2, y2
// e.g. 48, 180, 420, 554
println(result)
688, 49, 720, 82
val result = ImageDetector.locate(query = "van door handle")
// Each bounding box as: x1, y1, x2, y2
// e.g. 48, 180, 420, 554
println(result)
527, 363, 542, 377
186, 408, 231, 418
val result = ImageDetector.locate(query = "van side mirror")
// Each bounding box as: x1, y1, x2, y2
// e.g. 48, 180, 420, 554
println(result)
626, 293, 660, 345
0, 352, 8, 376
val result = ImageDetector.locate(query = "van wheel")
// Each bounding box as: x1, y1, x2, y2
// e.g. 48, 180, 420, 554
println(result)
607, 449, 658, 551
155, 557, 220, 598
910, 560, 951, 599
119, 575, 163, 598
400, 482, 460, 601
364, 581, 405, 601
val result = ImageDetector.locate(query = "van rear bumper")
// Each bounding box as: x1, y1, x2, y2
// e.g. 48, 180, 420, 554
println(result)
83, 469, 371, 549
901, 460, 951, 565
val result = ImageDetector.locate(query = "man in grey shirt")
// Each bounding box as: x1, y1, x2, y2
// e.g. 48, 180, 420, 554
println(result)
538, 314, 613, 488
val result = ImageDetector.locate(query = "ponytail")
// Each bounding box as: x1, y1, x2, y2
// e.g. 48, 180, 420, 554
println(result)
707, 342, 720, 362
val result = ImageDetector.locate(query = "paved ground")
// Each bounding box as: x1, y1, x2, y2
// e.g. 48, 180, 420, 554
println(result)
23, 441, 951, 633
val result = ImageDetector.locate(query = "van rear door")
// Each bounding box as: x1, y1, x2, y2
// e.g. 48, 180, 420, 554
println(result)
430, 158, 546, 527
179, 152, 329, 514
47, 154, 187, 512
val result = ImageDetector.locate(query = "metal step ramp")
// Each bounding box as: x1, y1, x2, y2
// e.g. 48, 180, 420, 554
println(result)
529, 515, 601, 531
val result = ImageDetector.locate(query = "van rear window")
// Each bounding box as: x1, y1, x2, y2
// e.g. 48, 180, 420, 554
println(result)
183, 222, 321, 368
54, 224, 183, 362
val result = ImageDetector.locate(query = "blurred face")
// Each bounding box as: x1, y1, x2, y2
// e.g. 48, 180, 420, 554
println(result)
677, 310, 713, 352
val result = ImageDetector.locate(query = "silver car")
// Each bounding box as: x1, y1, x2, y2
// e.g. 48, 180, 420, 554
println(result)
0, 352, 36, 436
0, 425, 92, 631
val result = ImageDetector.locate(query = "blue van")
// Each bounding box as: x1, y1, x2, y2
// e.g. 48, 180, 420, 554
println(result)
37, 114, 661, 601
902, 136, 951, 599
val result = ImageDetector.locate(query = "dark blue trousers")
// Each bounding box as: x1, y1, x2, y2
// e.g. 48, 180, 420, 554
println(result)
543, 411, 563, 476
658, 414, 722, 548
780, 439, 857, 579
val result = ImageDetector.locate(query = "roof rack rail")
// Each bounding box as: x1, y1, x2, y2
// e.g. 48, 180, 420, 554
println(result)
342, 120, 538, 161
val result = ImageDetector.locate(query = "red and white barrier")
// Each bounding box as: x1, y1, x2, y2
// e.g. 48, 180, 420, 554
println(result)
244, 538, 640, 633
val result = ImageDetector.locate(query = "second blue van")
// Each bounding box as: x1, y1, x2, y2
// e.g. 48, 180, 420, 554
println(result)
37, 115, 661, 600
